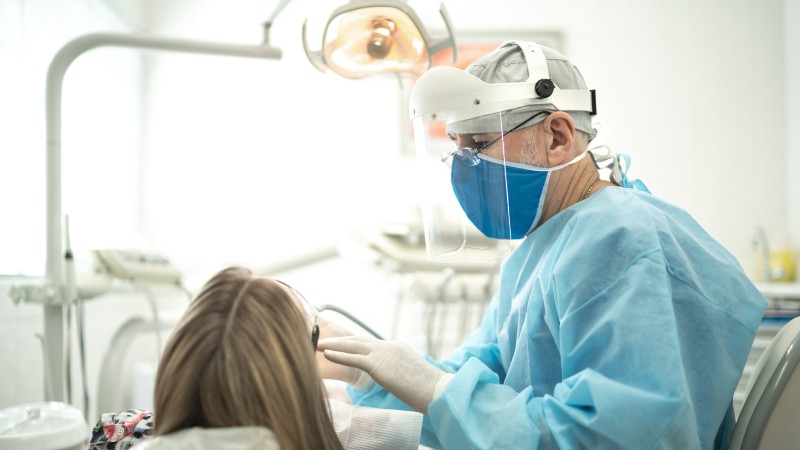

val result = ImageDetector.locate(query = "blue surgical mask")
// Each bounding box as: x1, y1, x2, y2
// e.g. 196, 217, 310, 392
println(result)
451, 152, 587, 239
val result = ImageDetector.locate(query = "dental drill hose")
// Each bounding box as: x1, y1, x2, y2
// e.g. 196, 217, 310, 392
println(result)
64, 215, 90, 421
64, 217, 76, 405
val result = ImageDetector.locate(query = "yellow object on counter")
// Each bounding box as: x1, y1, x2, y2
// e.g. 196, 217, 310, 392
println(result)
769, 248, 796, 282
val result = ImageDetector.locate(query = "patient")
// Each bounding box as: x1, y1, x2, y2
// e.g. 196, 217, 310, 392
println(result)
138, 265, 343, 449
88, 265, 422, 450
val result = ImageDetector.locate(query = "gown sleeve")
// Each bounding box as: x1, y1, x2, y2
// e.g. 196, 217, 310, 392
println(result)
347, 293, 505, 448
434, 293, 505, 377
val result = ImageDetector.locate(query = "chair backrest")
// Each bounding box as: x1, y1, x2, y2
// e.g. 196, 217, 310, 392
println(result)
728, 316, 800, 450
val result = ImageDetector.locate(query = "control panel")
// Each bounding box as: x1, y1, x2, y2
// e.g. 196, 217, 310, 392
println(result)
93, 249, 182, 284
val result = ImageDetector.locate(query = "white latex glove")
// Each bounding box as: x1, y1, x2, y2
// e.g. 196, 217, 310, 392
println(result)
315, 315, 373, 389
319, 336, 450, 414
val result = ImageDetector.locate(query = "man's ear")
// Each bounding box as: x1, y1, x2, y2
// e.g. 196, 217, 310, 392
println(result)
542, 112, 576, 165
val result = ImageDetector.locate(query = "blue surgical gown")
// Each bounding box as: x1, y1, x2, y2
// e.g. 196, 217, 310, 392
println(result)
348, 187, 767, 449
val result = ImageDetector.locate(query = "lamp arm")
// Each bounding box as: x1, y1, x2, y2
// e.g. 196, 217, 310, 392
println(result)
424, 3, 457, 64
264, 0, 292, 28
262, 0, 293, 45
43, 32, 282, 403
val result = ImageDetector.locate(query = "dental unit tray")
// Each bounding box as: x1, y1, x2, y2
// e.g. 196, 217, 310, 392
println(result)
93, 249, 182, 284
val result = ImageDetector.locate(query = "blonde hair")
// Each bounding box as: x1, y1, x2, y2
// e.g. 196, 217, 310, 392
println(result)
154, 266, 343, 450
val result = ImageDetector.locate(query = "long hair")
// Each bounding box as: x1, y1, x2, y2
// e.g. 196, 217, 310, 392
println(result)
153, 266, 343, 450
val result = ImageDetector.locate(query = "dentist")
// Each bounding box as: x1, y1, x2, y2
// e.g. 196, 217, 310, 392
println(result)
318, 41, 767, 450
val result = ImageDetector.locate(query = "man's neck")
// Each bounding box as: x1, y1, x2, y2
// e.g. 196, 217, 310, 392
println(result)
538, 156, 608, 226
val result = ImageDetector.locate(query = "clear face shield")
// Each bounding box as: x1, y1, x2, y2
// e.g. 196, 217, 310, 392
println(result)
409, 41, 596, 263
412, 110, 519, 263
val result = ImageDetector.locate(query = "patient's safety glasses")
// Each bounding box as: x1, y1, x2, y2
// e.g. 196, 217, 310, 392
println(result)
275, 280, 320, 351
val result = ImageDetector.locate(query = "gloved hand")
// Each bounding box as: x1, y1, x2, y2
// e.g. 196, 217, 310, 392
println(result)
319, 335, 451, 414
315, 315, 373, 389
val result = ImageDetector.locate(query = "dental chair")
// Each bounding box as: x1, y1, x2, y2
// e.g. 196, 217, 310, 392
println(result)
728, 316, 800, 450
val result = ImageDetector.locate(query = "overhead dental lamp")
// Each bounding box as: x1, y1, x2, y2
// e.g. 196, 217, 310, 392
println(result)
9, 0, 458, 408
303, 0, 457, 78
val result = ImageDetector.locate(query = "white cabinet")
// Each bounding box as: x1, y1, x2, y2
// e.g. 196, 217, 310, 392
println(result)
754, 282, 800, 301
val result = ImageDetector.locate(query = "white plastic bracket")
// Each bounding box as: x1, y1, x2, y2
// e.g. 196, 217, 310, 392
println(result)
9, 281, 62, 305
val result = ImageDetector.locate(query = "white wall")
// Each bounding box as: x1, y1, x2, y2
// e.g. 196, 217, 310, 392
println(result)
0, 279, 46, 409
787, 0, 800, 255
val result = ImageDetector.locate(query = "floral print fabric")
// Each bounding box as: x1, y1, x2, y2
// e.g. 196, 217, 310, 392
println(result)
89, 409, 153, 450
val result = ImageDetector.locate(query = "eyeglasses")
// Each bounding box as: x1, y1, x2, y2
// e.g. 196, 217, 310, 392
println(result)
275, 280, 320, 351
442, 111, 550, 166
